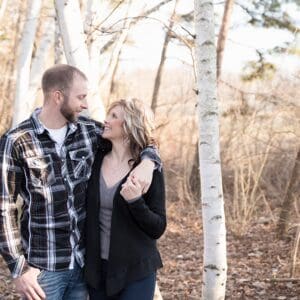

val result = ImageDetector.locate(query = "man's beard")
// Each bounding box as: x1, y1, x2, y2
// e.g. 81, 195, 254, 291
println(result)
60, 94, 77, 123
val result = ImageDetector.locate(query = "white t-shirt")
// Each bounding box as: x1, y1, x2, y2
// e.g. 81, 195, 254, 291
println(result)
44, 125, 68, 156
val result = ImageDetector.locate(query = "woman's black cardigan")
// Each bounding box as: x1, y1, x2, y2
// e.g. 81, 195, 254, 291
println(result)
84, 148, 166, 296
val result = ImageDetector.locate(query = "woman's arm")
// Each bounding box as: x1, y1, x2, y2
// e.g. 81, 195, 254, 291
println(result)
122, 170, 166, 239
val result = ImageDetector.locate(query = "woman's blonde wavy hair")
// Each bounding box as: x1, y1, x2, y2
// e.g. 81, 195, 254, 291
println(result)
107, 98, 157, 163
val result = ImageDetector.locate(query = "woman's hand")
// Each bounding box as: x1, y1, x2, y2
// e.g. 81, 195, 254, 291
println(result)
120, 175, 143, 201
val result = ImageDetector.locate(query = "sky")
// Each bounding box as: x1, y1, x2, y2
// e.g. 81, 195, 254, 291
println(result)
118, 0, 300, 75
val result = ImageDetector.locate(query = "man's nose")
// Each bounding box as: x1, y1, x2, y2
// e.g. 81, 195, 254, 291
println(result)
81, 99, 88, 109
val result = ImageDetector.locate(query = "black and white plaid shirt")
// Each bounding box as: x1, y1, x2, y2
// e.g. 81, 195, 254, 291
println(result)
0, 108, 105, 278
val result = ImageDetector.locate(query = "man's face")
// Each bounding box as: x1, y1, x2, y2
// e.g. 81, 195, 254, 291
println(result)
60, 74, 88, 123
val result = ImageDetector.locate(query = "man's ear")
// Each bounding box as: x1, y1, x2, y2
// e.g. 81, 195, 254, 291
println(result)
52, 90, 63, 105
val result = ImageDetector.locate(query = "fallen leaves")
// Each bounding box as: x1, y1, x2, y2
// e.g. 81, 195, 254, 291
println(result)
0, 201, 299, 299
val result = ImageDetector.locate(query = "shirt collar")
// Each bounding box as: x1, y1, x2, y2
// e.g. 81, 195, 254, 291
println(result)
30, 107, 78, 135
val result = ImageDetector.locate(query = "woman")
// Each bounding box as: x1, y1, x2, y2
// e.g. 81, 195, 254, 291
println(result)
85, 99, 166, 299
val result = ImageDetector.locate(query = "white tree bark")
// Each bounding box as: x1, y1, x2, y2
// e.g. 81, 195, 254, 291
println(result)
54, 16, 65, 64
194, 1, 227, 299
54, 0, 105, 121
26, 16, 55, 114
12, 0, 42, 127
0, 0, 8, 23
84, 0, 109, 120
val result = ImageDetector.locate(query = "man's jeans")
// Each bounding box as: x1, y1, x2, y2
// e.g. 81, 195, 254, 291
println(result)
37, 262, 87, 300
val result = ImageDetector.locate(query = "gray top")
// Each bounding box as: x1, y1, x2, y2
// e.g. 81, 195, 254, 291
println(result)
99, 169, 141, 259
99, 170, 122, 260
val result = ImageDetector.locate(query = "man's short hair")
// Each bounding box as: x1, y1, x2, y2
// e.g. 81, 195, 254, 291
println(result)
42, 64, 87, 96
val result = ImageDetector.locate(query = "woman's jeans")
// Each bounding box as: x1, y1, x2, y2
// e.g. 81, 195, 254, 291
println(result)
36, 261, 87, 300
88, 259, 156, 300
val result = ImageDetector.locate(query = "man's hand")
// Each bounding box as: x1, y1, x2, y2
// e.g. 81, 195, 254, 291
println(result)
121, 176, 143, 201
129, 159, 155, 193
13, 267, 46, 300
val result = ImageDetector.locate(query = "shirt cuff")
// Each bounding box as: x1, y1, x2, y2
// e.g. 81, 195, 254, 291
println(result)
9, 255, 29, 278
140, 149, 162, 171
126, 196, 142, 204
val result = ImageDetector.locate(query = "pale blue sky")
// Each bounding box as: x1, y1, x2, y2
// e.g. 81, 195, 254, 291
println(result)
119, 0, 300, 75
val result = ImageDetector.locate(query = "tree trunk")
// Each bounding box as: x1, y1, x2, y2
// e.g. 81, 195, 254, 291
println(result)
12, 0, 42, 127
154, 283, 163, 300
216, 0, 235, 79
54, 0, 105, 121
151, 0, 179, 114
194, 1, 227, 299
190, 0, 235, 204
85, 0, 104, 118
54, 0, 90, 73
189, 146, 200, 201
55, 16, 65, 64
277, 148, 300, 238
0, 0, 8, 23
27, 17, 55, 113
3, 1, 23, 129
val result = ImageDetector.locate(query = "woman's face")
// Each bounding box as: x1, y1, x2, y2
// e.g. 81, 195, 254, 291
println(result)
102, 105, 126, 141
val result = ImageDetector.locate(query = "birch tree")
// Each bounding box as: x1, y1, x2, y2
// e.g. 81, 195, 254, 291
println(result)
190, 0, 235, 196
0, 0, 8, 23
54, 17, 64, 64
54, 0, 105, 121
26, 16, 55, 113
194, 1, 227, 299
12, 0, 42, 127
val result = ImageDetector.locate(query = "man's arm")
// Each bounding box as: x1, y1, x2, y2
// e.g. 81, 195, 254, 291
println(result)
140, 146, 161, 171
0, 134, 26, 277
129, 146, 162, 193
0, 135, 45, 299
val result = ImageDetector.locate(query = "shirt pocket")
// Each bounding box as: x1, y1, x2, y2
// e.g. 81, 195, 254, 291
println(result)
69, 148, 93, 180
25, 155, 55, 188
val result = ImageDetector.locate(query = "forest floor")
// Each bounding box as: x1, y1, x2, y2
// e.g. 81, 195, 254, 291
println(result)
0, 201, 299, 299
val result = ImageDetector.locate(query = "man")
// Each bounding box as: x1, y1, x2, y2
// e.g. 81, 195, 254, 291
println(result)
0, 64, 159, 300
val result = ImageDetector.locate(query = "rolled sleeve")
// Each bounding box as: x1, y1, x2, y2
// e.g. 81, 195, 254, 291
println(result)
140, 146, 162, 171
9, 255, 29, 278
